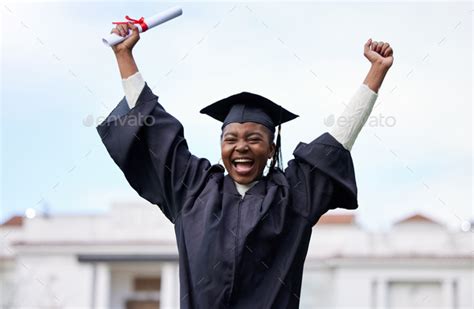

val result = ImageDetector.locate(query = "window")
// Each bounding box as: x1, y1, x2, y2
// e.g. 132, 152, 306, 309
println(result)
125, 276, 161, 309
387, 281, 442, 308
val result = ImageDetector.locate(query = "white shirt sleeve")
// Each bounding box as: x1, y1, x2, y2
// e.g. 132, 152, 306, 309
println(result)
122, 71, 146, 109
329, 84, 378, 151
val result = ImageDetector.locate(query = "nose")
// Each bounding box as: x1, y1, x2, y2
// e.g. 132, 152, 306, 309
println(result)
235, 141, 249, 152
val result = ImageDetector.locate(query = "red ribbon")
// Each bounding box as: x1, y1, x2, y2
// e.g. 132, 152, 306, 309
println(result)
112, 15, 148, 32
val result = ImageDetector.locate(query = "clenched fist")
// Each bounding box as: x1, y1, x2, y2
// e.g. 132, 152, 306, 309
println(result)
364, 38, 394, 70
110, 22, 140, 55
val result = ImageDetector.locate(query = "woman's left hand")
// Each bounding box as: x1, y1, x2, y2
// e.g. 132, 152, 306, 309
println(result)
364, 38, 394, 70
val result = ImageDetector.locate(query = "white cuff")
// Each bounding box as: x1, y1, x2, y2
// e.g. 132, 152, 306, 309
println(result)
330, 84, 378, 151
122, 71, 146, 109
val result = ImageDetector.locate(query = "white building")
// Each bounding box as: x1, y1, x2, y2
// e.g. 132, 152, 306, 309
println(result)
1, 203, 472, 309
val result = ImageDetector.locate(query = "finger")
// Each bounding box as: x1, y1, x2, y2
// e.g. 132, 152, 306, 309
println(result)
127, 22, 137, 31
119, 24, 128, 37
116, 24, 124, 36
375, 41, 384, 53
123, 24, 131, 36
372, 41, 380, 52
111, 28, 120, 35
128, 22, 138, 36
364, 38, 372, 54
372, 41, 379, 53
380, 43, 390, 55
383, 47, 393, 57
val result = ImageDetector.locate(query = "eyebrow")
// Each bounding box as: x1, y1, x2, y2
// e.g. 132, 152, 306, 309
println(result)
223, 131, 265, 138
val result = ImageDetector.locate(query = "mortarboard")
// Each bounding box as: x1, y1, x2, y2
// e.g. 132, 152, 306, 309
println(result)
199, 92, 299, 133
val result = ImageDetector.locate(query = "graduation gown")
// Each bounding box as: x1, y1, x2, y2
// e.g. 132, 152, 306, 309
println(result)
97, 84, 358, 309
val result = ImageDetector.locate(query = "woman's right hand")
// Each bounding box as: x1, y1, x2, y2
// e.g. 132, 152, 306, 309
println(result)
111, 22, 140, 55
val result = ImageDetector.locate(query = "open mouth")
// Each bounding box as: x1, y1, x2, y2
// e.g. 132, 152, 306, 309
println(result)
231, 158, 255, 175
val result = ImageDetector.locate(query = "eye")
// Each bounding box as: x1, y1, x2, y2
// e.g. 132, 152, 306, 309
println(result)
224, 137, 237, 143
248, 137, 262, 143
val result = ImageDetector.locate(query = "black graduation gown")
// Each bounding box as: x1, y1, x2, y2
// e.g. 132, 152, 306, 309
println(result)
97, 84, 358, 309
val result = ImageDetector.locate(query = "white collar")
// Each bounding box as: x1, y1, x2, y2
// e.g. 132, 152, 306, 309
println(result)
234, 180, 258, 198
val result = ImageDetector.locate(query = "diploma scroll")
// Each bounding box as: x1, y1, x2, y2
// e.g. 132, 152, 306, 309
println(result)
102, 6, 183, 47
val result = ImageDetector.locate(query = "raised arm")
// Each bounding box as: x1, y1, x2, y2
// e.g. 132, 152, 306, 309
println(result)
98, 23, 212, 223
288, 40, 394, 223
110, 22, 146, 108
330, 39, 394, 150
111, 22, 140, 79
362, 39, 394, 93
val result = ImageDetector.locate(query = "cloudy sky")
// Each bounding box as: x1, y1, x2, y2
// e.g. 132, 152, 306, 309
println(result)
1, 1, 472, 230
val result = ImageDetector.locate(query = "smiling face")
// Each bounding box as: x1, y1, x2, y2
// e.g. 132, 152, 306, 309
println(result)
221, 122, 275, 185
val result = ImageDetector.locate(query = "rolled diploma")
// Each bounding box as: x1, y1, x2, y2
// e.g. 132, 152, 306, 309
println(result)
102, 6, 182, 46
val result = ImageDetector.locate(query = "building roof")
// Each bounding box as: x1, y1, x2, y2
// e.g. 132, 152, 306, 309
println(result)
1, 215, 23, 227
77, 254, 178, 263
317, 214, 355, 225
395, 213, 441, 225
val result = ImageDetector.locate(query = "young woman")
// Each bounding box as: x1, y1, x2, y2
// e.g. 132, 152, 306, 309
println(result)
98, 23, 393, 308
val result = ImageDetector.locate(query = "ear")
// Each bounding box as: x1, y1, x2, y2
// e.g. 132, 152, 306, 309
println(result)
268, 142, 276, 159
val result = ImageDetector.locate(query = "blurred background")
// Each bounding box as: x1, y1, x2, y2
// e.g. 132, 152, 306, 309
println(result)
1, 1, 472, 308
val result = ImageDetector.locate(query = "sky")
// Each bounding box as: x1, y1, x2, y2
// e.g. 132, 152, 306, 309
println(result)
1, 1, 472, 231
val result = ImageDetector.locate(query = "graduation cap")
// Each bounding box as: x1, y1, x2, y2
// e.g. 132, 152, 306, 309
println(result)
200, 92, 299, 170
199, 92, 299, 133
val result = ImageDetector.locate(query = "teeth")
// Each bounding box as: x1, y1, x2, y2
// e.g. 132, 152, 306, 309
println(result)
233, 159, 253, 163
